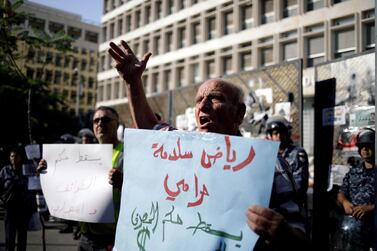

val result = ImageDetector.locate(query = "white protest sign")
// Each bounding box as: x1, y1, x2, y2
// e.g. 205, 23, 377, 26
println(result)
114, 129, 279, 251
41, 144, 114, 223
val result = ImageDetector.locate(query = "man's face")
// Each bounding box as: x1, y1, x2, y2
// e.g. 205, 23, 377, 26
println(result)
267, 130, 281, 141
9, 152, 22, 169
93, 109, 118, 144
195, 80, 243, 135
359, 144, 374, 162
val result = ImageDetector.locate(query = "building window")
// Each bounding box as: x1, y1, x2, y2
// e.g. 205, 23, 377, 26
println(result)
106, 84, 111, 100
306, 0, 324, 11
145, 5, 152, 24
27, 48, 35, 61
190, 63, 200, 84
126, 15, 132, 32
177, 67, 185, 87
282, 41, 297, 61
191, 22, 201, 44
206, 17, 216, 40
163, 70, 172, 90
283, 0, 298, 18
100, 54, 106, 71
223, 11, 234, 35
222, 56, 233, 75
85, 31, 98, 43
178, 0, 188, 10
306, 36, 324, 67
102, 26, 107, 42
117, 19, 123, 36
110, 22, 115, 38
45, 52, 53, 64
114, 81, 120, 99
98, 86, 104, 102
168, 0, 174, 15
363, 23, 375, 50
45, 70, 53, 82
143, 39, 150, 54
362, 10, 375, 51
54, 71, 61, 84
134, 42, 140, 57
261, 0, 274, 24
333, 29, 355, 58
333, 0, 350, 4
240, 52, 252, 71
29, 17, 45, 30
155, 1, 163, 20
178, 27, 186, 48
260, 47, 273, 66
135, 10, 141, 28
64, 73, 70, 82
205, 60, 215, 79
165, 31, 173, 52
81, 59, 87, 71
88, 77, 95, 88
49, 21, 64, 33
153, 36, 161, 55
152, 73, 159, 93
67, 26, 82, 40
55, 54, 62, 66
240, 4, 253, 30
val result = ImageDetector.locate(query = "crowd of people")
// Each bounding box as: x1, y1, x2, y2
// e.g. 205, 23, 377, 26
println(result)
0, 40, 374, 251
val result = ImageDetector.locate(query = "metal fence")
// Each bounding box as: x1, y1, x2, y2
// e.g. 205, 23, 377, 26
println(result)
115, 59, 303, 145
315, 51, 375, 165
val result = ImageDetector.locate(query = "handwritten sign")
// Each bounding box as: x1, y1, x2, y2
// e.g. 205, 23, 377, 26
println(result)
114, 129, 279, 251
41, 144, 114, 223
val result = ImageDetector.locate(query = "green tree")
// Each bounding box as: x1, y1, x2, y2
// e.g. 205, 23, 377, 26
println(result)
0, 0, 80, 156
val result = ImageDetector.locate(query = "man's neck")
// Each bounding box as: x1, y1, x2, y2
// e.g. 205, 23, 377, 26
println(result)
364, 161, 374, 169
99, 138, 120, 146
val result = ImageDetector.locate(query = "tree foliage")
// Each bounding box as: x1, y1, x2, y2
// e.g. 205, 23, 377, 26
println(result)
0, 0, 80, 155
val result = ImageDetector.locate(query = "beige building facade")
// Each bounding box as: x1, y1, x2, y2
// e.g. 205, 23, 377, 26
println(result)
18, 1, 100, 114
97, 0, 375, 152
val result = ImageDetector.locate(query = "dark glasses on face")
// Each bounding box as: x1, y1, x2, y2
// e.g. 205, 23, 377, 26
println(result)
93, 117, 114, 124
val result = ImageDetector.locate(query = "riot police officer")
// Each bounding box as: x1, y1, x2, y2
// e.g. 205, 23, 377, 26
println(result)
265, 115, 309, 205
336, 128, 375, 251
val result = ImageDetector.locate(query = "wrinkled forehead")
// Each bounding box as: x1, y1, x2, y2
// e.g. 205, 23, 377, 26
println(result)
196, 80, 235, 99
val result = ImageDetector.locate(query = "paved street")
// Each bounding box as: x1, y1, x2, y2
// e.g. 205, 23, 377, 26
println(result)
0, 208, 79, 251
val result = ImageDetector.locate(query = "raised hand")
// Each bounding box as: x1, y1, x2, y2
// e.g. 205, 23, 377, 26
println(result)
108, 40, 152, 85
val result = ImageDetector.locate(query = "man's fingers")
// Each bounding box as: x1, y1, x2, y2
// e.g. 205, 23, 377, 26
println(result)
109, 41, 127, 58
248, 205, 276, 219
141, 52, 152, 67
121, 40, 134, 55
108, 48, 124, 62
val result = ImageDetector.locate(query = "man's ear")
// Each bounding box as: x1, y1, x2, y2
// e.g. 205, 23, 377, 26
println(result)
235, 103, 246, 125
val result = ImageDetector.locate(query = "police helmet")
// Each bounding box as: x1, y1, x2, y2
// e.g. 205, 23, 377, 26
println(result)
356, 128, 375, 147
78, 128, 95, 138
266, 116, 291, 135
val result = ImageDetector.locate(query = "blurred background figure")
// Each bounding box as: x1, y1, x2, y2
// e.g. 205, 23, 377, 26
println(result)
78, 128, 96, 144
0, 147, 36, 251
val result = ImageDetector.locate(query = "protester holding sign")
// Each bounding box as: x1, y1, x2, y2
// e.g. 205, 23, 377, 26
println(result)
108, 40, 311, 250
78, 106, 124, 250
37, 106, 124, 251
